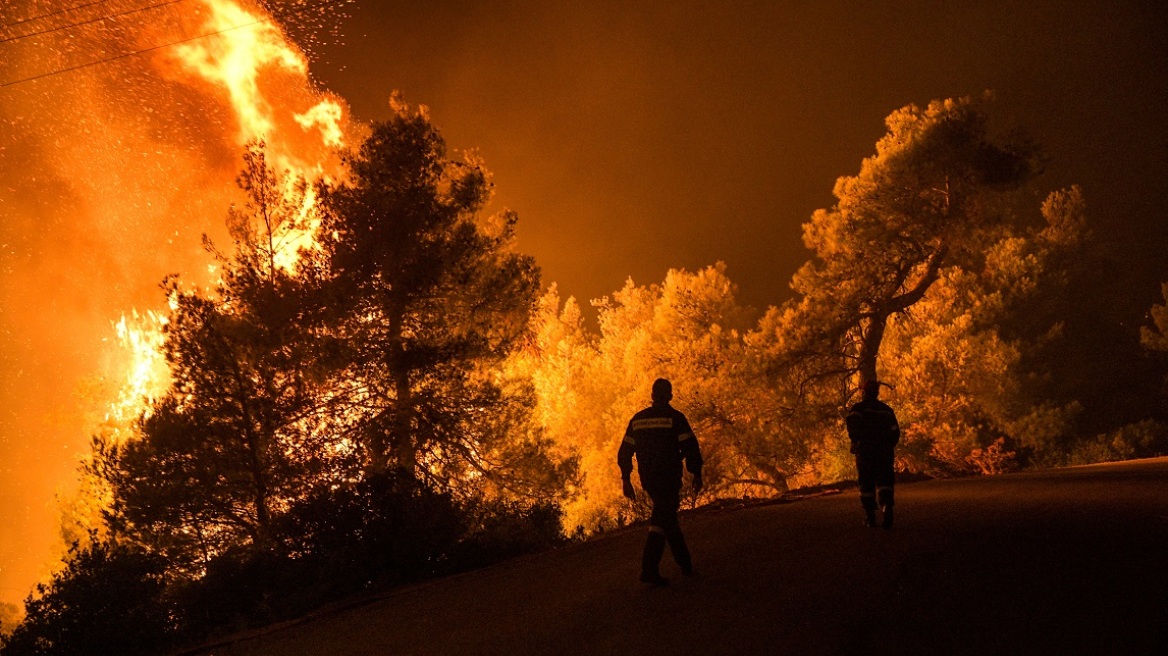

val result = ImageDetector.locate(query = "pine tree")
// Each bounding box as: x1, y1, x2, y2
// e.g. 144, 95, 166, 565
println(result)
790, 94, 1040, 385
316, 96, 543, 488
104, 145, 344, 569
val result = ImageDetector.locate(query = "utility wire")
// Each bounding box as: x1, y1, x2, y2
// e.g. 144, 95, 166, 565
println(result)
0, 0, 117, 31
0, 0, 348, 88
1, 16, 267, 87
0, 0, 187, 45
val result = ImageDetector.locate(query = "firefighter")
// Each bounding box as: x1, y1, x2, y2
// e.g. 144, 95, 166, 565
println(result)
846, 379, 901, 529
618, 378, 704, 585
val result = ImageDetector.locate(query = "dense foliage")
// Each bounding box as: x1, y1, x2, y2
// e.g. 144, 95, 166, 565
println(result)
2, 101, 569, 655
517, 96, 1166, 531
5, 95, 1165, 653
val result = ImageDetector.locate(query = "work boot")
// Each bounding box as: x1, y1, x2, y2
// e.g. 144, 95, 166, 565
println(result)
864, 508, 878, 528
666, 531, 693, 575
640, 530, 668, 585
881, 506, 894, 530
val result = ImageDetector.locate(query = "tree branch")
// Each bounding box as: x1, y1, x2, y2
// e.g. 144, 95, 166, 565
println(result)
886, 245, 949, 314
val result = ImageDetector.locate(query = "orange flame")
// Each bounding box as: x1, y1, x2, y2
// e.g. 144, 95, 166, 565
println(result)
168, 0, 352, 176
163, 0, 352, 271
95, 0, 356, 521
1, 0, 360, 605
108, 309, 171, 432
100, 0, 352, 424
295, 100, 347, 148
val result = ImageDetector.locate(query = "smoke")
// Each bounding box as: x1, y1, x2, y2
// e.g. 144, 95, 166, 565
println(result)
0, 0, 355, 603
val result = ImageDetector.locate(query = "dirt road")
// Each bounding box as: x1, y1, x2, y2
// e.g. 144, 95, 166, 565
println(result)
197, 457, 1168, 655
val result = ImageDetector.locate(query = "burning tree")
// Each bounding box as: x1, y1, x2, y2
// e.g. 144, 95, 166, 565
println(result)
4, 1, 568, 649
43, 110, 570, 648
102, 145, 346, 571
98, 99, 570, 569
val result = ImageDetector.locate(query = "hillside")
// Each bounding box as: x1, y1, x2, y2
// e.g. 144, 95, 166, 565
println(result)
189, 458, 1168, 655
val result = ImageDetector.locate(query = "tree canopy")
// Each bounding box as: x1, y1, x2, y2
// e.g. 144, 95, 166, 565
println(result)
8, 93, 1167, 653
790, 94, 1040, 384
315, 98, 544, 487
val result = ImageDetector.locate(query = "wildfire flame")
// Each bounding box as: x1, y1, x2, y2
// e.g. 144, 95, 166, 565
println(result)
104, 0, 356, 419
295, 100, 346, 148
0, 0, 361, 602
169, 0, 351, 175
107, 309, 170, 434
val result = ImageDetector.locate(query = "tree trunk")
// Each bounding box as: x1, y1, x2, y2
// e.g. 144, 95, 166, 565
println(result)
387, 299, 417, 478
856, 245, 949, 386
857, 312, 889, 385
239, 395, 272, 545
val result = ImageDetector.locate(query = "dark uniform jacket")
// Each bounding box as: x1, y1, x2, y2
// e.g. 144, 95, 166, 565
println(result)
845, 399, 901, 457
617, 402, 702, 494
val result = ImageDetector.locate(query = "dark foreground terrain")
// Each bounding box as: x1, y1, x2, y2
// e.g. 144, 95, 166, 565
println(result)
192, 458, 1168, 655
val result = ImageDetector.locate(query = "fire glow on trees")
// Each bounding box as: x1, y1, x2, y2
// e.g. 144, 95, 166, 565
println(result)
101, 0, 358, 460
0, 0, 355, 605
5, 0, 1164, 623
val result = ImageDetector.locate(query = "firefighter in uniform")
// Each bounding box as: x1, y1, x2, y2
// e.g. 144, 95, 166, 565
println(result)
846, 379, 901, 529
618, 378, 703, 585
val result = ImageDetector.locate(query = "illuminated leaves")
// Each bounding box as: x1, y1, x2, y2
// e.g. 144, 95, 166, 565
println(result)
877, 186, 1090, 473
520, 264, 830, 532
797, 96, 1038, 322
761, 96, 1092, 475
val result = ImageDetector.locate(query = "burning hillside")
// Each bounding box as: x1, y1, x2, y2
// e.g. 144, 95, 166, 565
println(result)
0, 0, 356, 605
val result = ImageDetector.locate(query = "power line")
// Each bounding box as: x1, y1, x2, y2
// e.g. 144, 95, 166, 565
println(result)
0, 0, 117, 31
0, 0, 349, 88
1, 16, 267, 87
0, 0, 187, 45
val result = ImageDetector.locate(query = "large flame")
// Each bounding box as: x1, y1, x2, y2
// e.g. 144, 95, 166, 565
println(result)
169, 0, 351, 175
166, 0, 349, 272
106, 0, 355, 427
0, 0, 357, 604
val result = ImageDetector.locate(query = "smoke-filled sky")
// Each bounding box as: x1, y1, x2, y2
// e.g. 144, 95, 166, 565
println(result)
309, 0, 1168, 313
1, 0, 1166, 605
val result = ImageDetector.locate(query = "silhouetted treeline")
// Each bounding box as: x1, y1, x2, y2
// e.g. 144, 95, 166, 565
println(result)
3, 95, 1165, 655
1, 477, 562, 655
3, 99, 572, 656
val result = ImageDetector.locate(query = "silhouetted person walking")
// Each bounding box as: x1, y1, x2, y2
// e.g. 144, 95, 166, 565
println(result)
618, 378, 703, 585
846, 379, 900, 529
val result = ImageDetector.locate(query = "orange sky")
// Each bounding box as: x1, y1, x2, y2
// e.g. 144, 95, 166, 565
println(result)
2, 0, 1166, 605
308, 0, 1168, 313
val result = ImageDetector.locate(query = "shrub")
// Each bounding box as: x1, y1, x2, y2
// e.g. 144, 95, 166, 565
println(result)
0, 540, 174, 656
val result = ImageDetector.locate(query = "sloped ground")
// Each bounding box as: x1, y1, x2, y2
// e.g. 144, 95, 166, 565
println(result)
192, 458, 1168, 655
